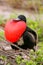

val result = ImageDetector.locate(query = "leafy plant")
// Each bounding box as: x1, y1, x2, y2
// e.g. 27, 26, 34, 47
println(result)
0, 55, 7, 61
15, 55, 22, 65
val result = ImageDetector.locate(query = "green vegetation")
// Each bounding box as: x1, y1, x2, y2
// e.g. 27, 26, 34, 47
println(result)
15, 42, 43, 65
0, 30, 4, 41
0, 55, 10, 65
0, 15, 4, 25
15, 55, 22, 64
0, 30, 4, 36
0, 55, 7, 60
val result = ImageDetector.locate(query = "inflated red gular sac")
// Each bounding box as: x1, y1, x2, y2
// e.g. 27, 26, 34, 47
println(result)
4, 19, 26, 43
10, 15, 38, 51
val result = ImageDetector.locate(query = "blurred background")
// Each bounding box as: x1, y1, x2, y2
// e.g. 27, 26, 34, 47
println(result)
0, 0, 43, 41
0, 0, 43, 65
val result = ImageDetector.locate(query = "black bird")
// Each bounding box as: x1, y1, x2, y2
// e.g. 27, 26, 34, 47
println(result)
11, 15, 38, 51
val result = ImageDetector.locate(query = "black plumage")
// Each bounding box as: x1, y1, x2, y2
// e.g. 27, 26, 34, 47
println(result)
11, 15, 38, 51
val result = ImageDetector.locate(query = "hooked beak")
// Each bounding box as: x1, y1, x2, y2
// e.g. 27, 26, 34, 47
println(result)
13, 18, 21, 22
15, 18, 20, 20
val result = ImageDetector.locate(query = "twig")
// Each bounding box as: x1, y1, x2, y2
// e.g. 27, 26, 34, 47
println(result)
0, 35, 29, 58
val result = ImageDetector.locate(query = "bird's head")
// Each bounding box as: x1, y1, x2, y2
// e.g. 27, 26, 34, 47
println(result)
13, 15, 26, 24
16, 15, 26, 23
